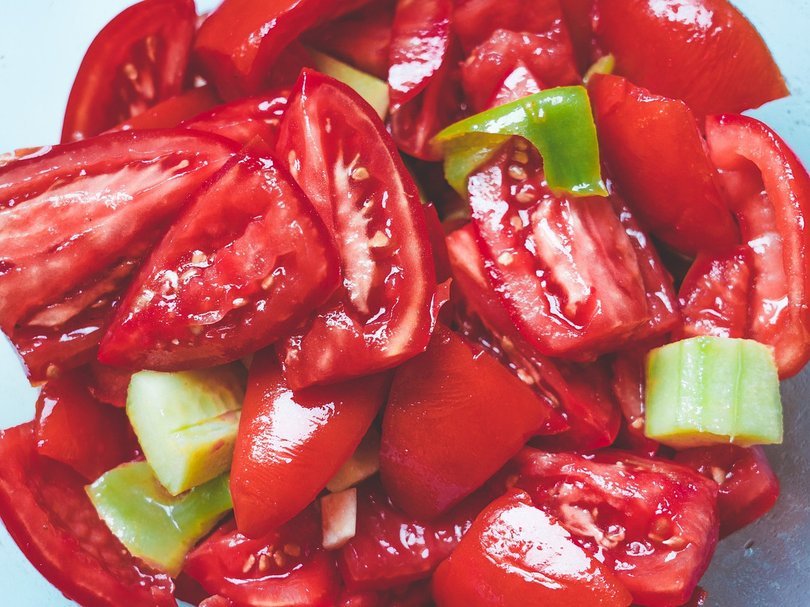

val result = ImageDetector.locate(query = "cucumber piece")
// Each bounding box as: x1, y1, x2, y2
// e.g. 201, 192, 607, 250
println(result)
645, 337, 783, 448
127, 365, 245, 495
88, 462, 232, 576
308, 48, 389, 120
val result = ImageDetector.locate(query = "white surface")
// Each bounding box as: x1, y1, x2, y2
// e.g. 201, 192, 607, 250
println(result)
0, 0, 808, 605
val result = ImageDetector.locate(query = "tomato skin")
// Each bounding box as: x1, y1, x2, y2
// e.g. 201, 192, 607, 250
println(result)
675, 445, 779, 538
432, 489, 633, 607
512, 449, 720, 607
704, 114, 810, 377
558, 0, 598, 72
35, 369, 138, 481
98, 149, 340, 371
85, 361, 132, 408
114, 85, 221, 132
0, 423, 175, 607
185, 510, 340, 607
0, 130, 238, 381
380, 324, 563, 520
276, 70, 436, 388
589, 74, 739, 257
338, 479, 491, 591
231, 349, 390, 538
593, 0, 787, 116
62, 0, 197, 142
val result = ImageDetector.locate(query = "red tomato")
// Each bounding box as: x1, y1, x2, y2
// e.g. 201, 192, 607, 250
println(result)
338, 479, 491, 591
593, 0, 787, 116
487, 62, 543, 110
512, 449, 720, 607
62, 0, 197, 142
231, 349, 390, 538
432, 489, 633, 607
85, 361, 133, 408
185, 510, 340, 607
703, 114, 810, 377
0, 423, 175, 606
675, 445, 779, 538
422, 203, 452, 282
114, 85, 220, 132
180, 90, 290, 150
559, 0, 599, 71
98, 149, 339, 370
194, 0, 370, 98
461, 29, 579, 112
199, 596, 234, 607
589, 74, 739, 256
380, 324, 563, 519
0, 130, 237, 381
610, 350, 661, 457
304, 1, 395, 79
35, 370, 137, 481
275, 70, 436, 388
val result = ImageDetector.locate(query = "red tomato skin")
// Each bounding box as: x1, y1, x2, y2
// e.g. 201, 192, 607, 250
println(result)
589, 74, 739, 256
275, 70, 436, 388
432, 489, 633, 607
185, 510, 340, 607
705, 114, 810, 377
338, 479, 492, 591
610, 350, 661, 458
0, 130, 238, 382
62, 0, 197, 142
231, 349, 390, 538
380, 324, 563, 520
35, 370, 137, 481
98, 149, 340, 371
559, 0, 599, 71
593, 0, 787, 116
422, 203, 452, 283
194, 0, 370, 98
512, 449, 720, 607
675, 445, 779, 538
0, 423, 175, 607
85, 361, 133, 408
113, 85, 221, 132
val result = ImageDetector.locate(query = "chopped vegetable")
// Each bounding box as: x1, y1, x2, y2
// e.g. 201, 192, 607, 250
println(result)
326, 428, 381, 493
307, 48, 389, 119
321, 488, 358, 550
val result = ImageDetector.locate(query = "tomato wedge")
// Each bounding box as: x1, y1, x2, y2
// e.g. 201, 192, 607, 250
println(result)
35, 369, 137, 481
589, 74, 739, 256
0, 423, 175, 606
275, 70, 436, 388
593, 0, 788, 116
85, 361, 133, 408
231, 349, 390, 538
512, 449, 719, 607
62, 0, 197, 142
380, 324, 562, 519
114, 86, 221, 132
432, 489, 633, 607
185, 510, 341, 607
0, 130, 238, 381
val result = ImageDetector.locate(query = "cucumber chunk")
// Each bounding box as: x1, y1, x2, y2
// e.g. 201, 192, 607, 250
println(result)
308, 48, 389, 120
645, 337, 783, 448
88, 462, 232, 576
127, 365, 245, 495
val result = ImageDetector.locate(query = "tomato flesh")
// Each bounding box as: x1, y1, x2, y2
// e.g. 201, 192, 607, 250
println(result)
114, 86, 221, 132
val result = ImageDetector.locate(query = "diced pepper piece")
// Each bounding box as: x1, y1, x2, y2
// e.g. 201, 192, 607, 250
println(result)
645, 337, 783, 448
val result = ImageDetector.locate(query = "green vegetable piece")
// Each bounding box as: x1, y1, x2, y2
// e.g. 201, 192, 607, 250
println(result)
127, 365, 245, 495
308, 48, 389, 120
645, 337, 783, 448
88, 462, 232, 576
583, 54, 616, 85
434, 86, 607, 198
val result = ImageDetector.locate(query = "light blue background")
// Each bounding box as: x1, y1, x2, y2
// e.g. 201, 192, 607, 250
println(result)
0, 0, 808, 605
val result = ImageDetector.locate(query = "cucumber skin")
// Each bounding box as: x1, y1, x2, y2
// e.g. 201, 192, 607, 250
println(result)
645, 337, 783, 448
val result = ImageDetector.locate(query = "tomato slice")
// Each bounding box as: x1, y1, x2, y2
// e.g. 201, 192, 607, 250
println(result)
98, 148, 339, 370
85, 361, 133, 408
338, 479, 491, 591
194, 0, 371, 98
487, 62, 544, 109
610, 350, 661, 458
114, 86, 221, 132
0, 130, 238, 381
381, 324, 563, 519
593, 0, 788, 116
185, 510, 340, 607
675, 445, 779, 538
231, 349, 390, 538
35, 369, 138, 481
511, 449, 720, 607
180, 90, 290, 151
432, 489, 633, 607
589, 74, 740, 256
559, 0, 599, 72
275, 70, 436, 388
62, 0, 197, 142
703, 114, 810, 377
0, 423, 175, 606
422, 202, 452, 282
